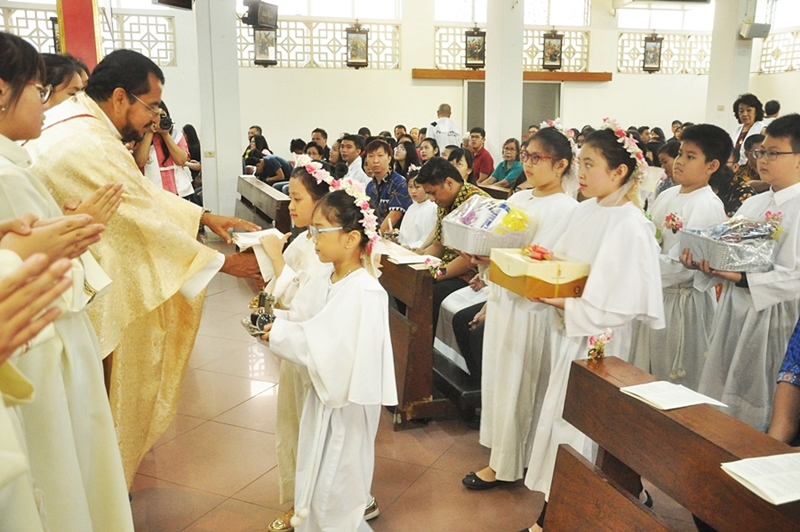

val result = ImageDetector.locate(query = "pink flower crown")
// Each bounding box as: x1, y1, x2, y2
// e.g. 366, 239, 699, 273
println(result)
295, 154, 381, 252
600, 117, 648, 182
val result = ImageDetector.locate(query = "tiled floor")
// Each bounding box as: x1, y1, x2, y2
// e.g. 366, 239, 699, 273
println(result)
132, 244, 699, 532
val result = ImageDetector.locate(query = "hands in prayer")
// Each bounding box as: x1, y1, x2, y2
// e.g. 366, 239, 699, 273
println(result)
0, 213, 104, 261
201, 212, 261, 244
0, 252, 72, 365
63, 182, 124, 226
679, 248, 743, 283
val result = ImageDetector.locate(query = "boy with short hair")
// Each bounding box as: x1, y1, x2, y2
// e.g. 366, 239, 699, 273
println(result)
397, 170, 437, 250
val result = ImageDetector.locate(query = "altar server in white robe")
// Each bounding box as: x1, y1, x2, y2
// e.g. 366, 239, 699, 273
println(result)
0, 33, 133, 532
256, 159, 340, 531
524, 123, 665, 532
0, 250, 75, 532
683, 114, 800, 430
462, 128, 577, 489
631, 124, 728, 391
262, 187, 397, 532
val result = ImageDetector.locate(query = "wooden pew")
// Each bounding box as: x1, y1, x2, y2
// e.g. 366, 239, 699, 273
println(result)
236, 175, 291, 233
379, 257, 458, 429
478, 183, 512, 200
547, 357, 800, 531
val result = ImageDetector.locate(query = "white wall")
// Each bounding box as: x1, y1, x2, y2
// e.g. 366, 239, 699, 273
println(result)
749, 72, 800, 117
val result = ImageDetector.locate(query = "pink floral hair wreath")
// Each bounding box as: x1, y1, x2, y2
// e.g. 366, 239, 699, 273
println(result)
294, 154, 381, 253
600, 117, 648, 182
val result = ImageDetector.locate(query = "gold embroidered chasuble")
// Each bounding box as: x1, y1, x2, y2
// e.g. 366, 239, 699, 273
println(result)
25, 93, 217, 485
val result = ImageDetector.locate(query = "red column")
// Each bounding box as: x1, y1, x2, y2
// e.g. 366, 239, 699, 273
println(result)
57, 0, 101, 71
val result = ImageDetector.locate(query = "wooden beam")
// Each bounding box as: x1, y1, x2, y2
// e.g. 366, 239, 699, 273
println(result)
411, 68, 612, 82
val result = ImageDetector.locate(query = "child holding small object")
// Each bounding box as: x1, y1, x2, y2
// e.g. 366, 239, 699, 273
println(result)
631, 124, 728, 391
396, 167, 436, 250
256, 157, 337, 532
523, 120, 665, 532
463, 128, 578, 491
682, 114, 800, 430
261, 182, 397, 532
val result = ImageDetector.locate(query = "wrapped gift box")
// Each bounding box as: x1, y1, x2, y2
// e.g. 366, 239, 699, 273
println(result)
679, 217, 778, 273
488, 248, 590, 299
442, 196, 530, 255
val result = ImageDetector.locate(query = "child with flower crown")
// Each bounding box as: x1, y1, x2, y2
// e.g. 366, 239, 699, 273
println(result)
630, 124, 728, 391
260, 181, 397, 532
522, 121, 665, 532
682, 114, 800, 431
462, 127, 578, 491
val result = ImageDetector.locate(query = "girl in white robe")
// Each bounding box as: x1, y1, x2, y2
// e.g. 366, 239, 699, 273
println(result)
523, 125, 665, 531
685, 115, 800, 431
0, 34, 132, 532
463, 129, 577, 488
263, 188, 397, 532
631, 125, 729, 391
0, 251, 74, 532
256, 161, 333, 531
397, 172, 436, 250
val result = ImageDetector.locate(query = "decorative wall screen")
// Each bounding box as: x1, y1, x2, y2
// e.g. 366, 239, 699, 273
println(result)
759, 30, 800, 74
617, 32, 711, 75
434, 25, 589, 71
0, 6, 176, 66
236, 18, 400, 69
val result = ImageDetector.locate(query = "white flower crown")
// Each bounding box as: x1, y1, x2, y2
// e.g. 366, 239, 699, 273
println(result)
295, 154, 381, 253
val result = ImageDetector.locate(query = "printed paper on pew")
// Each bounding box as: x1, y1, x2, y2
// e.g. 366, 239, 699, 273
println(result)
619, 381, 727, 410
721, 453, 800, 505
232, 228, 284, 281
382, 240, 439, 265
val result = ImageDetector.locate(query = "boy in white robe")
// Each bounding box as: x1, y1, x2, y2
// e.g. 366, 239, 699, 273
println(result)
684, 114, 800, 430
397, 171, 436, 250
262, 185, 397, 532
632, 124, 728, 391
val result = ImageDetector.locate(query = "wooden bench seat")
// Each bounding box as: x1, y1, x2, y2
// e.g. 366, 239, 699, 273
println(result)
236, 175, 291, 233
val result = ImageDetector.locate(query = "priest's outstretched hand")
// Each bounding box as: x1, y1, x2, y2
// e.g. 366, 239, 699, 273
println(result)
0, 253, 72, 365
63, 182, 124, 226
201, 212, 261, 244
220, 250, 262, 280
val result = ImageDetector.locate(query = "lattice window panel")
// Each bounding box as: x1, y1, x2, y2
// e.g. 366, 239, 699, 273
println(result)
236, 18, 400, 69
434, 26, 588, 72
617, 32, 711, 75
1, 6, 59, 54
0, 6, 175, 66
759, 30, 800, 74
100, 13, 176, 67
523, 29, 588, 72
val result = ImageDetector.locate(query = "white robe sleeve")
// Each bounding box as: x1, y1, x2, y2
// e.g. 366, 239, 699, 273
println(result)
268, 276, 397, 408
564, 298, 640, 337
179, 252, 224, 299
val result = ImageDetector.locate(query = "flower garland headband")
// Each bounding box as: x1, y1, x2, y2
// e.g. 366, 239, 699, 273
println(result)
538, 117, 580, 192
295, 154, 381, 253
600, 117, 648, 182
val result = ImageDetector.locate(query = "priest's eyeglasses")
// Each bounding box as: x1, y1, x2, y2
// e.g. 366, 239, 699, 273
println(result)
520, 151, 553, 164
28, 82, 52, 104
131, 93, 161, 116
309, 226, 343, 239
752, 149, 800, 161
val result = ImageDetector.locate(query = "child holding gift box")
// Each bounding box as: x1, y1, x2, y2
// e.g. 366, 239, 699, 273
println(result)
682, 114, 800, 431
522, 120, 665, 532
630, 124, 728, 391
462, 127, 577, 490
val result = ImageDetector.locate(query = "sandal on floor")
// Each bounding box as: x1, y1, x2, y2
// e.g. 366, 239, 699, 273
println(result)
462, 471, 503, 490
268, 507, 294, 532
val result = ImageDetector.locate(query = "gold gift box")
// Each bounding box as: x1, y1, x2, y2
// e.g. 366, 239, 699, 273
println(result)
488, 248, 590, 299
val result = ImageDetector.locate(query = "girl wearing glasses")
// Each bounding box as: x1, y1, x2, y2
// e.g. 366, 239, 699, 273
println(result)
0, 32, 132, 531
683, 114, 800, 432
260, 178, 396, 532
462, 127, 577, 493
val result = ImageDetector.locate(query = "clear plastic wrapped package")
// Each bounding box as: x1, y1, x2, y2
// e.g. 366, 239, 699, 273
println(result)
442, 195, 531, 255
679, 216, 780, 273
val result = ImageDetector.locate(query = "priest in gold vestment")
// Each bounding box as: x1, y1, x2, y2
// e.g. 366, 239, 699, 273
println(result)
25, 50, 261, 485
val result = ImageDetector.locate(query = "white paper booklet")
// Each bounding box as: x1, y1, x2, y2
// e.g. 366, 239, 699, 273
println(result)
381, 240, 438, 265
232, 228, 284, 281
619, 381, 727, 410
721, 453, 800, 505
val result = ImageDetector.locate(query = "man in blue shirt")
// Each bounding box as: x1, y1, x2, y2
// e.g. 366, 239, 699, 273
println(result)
365, 138, 412, 234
